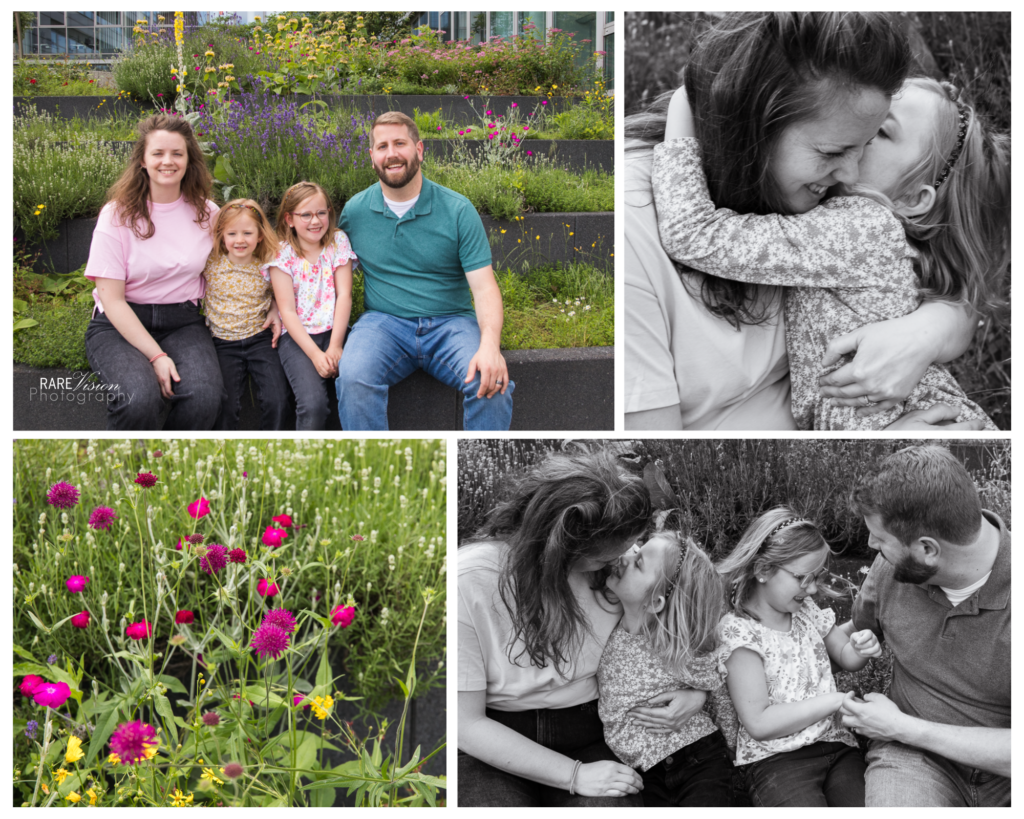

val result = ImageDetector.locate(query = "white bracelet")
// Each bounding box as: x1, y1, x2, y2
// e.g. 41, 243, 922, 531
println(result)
568, 759, 582, 795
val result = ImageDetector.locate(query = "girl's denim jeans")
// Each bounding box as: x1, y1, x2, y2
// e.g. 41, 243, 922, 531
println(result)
744, 739, 865, 807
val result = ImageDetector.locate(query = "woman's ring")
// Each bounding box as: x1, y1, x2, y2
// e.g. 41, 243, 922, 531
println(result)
861, 395, 877, 407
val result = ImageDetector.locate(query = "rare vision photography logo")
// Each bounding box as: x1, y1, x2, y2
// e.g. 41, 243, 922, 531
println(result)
31, 372, 132, 405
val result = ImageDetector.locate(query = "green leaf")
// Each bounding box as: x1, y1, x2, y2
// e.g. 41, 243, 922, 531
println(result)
157, 674, 189, 695
28, 610, 50, 633
315, 646, 332, 692
13, 299, 29, 313
50, 613, 79, 632
153, 692, 178, 746
309, 786, 335, 807
13, 644, 36, 662
295, 732, 319, 773
86, 705, 121, 766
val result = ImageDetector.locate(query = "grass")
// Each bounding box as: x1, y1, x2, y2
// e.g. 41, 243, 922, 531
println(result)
625, 11, 1011, 428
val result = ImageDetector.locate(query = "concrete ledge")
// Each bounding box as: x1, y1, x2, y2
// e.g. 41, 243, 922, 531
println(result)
14, 346, 614, 431
22, 213, 614, 275
16, 93, 574, 125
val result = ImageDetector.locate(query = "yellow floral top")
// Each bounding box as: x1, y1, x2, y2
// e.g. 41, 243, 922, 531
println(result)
202, 255, 274, 341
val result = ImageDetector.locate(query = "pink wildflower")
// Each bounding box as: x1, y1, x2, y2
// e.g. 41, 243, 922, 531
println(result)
88, 506, 118, 530
71, 611, 91, 629
46, 482, 80, 509
134, 472, 158, 489
20, 675, 45, 697
262, 526, 288, 548
188, 497, 210, 518
66, 575, 90, 593
200, 544, 228, 575
250, 623, 289, 660
33, 681, 71, 709
257, 579, 279, 597
175, 610, 194, 625
271, 514, 293, 528
109, 720, 158, 764
262, 609, 296, 634
331, 605, 356, 628
125, 621, 152, 640
228, 548, 247, 564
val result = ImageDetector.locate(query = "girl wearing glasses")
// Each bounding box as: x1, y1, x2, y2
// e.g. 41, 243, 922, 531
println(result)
715, 507, 880, 806
264, 182, 356, 430
202, 199, 290, 430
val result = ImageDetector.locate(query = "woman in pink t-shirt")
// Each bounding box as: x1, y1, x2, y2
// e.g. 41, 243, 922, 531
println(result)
84, 114, 224, 430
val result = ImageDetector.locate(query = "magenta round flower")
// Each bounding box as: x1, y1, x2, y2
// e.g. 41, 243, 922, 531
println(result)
331, 605, 355, 628
33, 681, 71, 709
222, 761, 244, 779
228, 548, 247, 564
66, 575, 91, 593
200, 544, 228, 575
109, 720, 158, 764
201, 711, 220, 726
71, 610, 91, 629
185, 533, 205, 545
188, 497, 210, 518
125, 620, 152, 640
134, 472, 158, 489
257, 579, 279, 597
88, 506, 118, 530
47, 481, 80, 509
262, 608, 296, 634
262, 526, 288, 548
174, 610, 194, 625
272, 514, 293, 528
20, 675, 45, 697
250, 623, 289, 660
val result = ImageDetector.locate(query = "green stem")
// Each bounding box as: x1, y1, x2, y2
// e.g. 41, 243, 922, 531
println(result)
29, 707, 53, 808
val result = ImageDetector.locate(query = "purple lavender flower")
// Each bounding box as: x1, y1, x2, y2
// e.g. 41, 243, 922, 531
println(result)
25, 720, 39, 740
47, 654, 57, 665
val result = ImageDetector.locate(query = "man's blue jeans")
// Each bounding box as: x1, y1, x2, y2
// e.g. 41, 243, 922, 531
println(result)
336, 311, 514, 430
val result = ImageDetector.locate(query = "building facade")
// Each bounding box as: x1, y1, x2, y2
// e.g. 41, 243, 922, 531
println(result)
17, 12, 212, 58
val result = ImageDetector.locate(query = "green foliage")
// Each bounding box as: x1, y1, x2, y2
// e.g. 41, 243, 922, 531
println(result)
111, 39, 177, 100
13, 57, 108, 96
13, 439, 447, 806
412, 107, 444, 136
12, 300, 92, 369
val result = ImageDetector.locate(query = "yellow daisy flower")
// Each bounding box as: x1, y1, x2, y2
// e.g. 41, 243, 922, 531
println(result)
65, 736, 85, 764
53, 768, 70, 784
169, 789, 193, 806
201, 767, 224, 785
66, 792, 81, 804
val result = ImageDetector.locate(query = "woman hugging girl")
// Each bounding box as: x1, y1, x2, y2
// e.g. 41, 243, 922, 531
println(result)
597, 512, 738, 806
264, 181, 356, 431
203, 199, 290, 430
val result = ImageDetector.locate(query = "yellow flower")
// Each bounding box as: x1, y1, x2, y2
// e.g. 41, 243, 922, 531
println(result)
310, 694, 334, 720
37, 204, 45, 208
65, 735, 85, 764
143, 744, 158, 761
500, 229, 506, 234
108, 753, 120, 765
53, 768, 70, 784
66, 792, 81, 804
205, 50, 215, 57
224, 76, 235, 82
201, 767, 224, 785
158, 15, 165, 22
254, 16, 261, 22
170, 789, 193, 806
87, 788, 99, 806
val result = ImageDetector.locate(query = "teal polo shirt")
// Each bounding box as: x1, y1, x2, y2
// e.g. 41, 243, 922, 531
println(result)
338, 176, 492, 320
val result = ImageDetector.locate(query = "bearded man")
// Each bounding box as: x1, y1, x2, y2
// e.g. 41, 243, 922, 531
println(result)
336, 111, 513, 430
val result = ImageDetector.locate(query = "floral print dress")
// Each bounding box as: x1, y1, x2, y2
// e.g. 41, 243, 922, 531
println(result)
651, 138, 997, 431
260, 229, 356, 335
717, 599, 857, 766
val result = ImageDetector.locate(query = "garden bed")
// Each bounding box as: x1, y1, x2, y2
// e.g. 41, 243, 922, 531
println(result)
13, 346, 613, 431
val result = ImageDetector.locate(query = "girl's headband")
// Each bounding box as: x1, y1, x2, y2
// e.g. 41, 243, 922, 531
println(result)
933, 102, 970, 190
664, 537, 689, 594
762, 517, 802, 548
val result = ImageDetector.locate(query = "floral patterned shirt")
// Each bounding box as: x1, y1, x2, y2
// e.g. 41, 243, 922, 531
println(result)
597, 626, 739, 771
201, 255, 274, 341
717, 600, 857, 766
652, 139, 996, 431
260, 230, 357, 335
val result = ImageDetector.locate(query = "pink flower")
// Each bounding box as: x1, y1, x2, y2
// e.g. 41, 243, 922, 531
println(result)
526, 150, 533, 156
262, 526, 288, 548
125, 620, 152, 640
176, 538, 185, 551
271, 514, 293, 528
228, 548, 247, 564
263, 608, 296, 634
511, 102, 517, 107
134, 472, 158, 489
257, 579, 279, 597
66, 575, 90, 593
202, 711, 220, 726
250, 623, 289, 660
188, 497, 210, 518
486, 109, 492, 115
34, 681, 71, 709
71, 611, 91, 629
200, 544, 228, 575
175, 610, 194, 625
293, 694, 310, 710
88, 506, 118, 530
47, 482, 80, 509
109, 720, 158, 765
541, 100, 548, 105
331, 605, 355, 628
20, 675, 45, 697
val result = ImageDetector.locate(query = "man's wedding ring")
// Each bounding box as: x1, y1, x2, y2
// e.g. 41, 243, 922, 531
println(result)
495, 379, 503, 386
861, 395, 877, 407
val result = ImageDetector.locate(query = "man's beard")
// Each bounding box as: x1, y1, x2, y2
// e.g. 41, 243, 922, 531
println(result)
374, 154, 420, 189
892, 550, 938, 585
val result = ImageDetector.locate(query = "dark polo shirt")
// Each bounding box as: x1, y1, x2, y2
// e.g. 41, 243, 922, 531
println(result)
853, 510, 1010, 730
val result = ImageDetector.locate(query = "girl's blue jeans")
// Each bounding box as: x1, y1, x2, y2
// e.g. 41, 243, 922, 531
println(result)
457, 700, 642, 807
335, 311, 514, 431
743, 740, 865, 807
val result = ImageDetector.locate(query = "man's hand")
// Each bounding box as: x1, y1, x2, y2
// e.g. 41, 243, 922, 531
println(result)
465, 338, 509, 399
841, 691, 907, 741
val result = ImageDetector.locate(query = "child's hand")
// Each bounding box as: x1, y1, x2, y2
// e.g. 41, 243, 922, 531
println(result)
849, 629, 882, 659
325, 344, 343, 369
312, 350, 338, 379
263, 305, 282, 348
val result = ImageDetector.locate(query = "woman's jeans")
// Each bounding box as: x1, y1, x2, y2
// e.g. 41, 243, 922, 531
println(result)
336, 311, 514, 431
641, 730, 735, 807
277, 330, 336, 431
458, 700, 642, 807
213, 328, 292, 431
85, 301, 222, 431
743, 740, 865, 807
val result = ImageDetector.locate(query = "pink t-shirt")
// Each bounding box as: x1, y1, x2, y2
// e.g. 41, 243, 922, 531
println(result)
85, 196, 219, 312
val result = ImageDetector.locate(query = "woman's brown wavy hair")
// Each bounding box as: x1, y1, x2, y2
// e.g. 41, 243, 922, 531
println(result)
106, 114, 213, 240
626, 12, 912, 326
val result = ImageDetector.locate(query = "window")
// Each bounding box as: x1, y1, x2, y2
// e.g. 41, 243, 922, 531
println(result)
518, 12, 545, 39
489, 12, 514, 41
603, 32, 614, 89
552, 12, 597, 71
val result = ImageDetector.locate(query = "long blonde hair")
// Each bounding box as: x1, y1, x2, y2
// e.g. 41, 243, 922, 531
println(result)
849, 77, 1010, 316
634, 511, 722, 677
716, 506, 836, 621
212, 199, 278, 265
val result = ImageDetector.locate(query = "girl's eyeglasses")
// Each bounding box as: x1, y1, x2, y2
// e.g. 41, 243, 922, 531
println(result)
775, 565, 831, 590
292, 210, 329, 223
776, 565, 860, 597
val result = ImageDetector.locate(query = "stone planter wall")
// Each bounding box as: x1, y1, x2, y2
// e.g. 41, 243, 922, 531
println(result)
14, 346, 614, 431
20, 211, 613, 275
